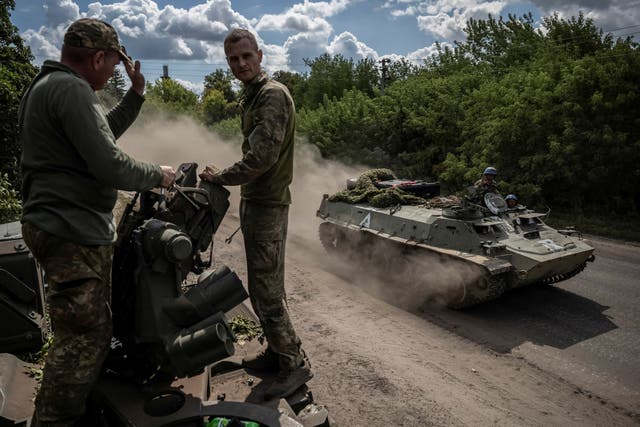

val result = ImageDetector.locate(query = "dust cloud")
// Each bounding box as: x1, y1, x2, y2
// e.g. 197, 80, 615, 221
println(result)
118, 114, 244, 212
368, 248, 485, 312
288, 143, 363, 245
118, 114, 364, 243
325, 236, 485, 312
117, 114, 484, 311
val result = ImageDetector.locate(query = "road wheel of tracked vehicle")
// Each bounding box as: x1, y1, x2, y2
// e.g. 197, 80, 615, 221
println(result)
448, 273, 508, 309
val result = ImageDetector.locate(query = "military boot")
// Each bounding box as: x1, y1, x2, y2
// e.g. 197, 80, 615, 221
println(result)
242, 347, 279, 371
264, 358, 313, 400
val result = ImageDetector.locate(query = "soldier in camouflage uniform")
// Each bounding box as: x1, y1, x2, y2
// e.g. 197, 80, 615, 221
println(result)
199, 28, 312, 400
19, 18, 175, 426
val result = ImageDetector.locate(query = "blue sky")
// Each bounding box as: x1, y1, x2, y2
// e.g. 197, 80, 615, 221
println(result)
11, 0, 639, 92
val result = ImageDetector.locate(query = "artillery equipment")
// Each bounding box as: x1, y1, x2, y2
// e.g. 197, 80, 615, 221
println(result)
0, 162, 326, 426
317, 173, 595, 308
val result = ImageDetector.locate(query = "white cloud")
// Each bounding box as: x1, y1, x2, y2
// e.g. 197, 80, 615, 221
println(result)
418, 1, 505, 40
407, 41, 452, 65
261, 43, 291, 72
256, 12, 332, 33
22, 27, 64, 60
174, 78, 204, 94
417, 11, 465, 40
327, 32, 378, 60
24, 0, 255, 64
254, 1, 362, 72
289, 0, 352, 18
383, 0, 506, 41
21, 0, 383, 78
283, 31, 329, 70
527, 0, 640, 34
23, 0, 80, 59
157, 5, 228, 41
390, 6, 418, 17
44, 0, 79, 26
527, 0, 606, 10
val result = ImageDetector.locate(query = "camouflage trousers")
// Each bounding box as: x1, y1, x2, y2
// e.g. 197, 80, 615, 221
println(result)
240, 200, 305, 370
22, 223, 113, 427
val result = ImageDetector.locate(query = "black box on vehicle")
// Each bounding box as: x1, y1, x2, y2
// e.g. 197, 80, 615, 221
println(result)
375, 179, 441, 199
0, 221, 47, 353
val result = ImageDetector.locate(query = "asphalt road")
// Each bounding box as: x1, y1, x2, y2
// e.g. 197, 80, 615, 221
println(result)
419, 236, 640, 415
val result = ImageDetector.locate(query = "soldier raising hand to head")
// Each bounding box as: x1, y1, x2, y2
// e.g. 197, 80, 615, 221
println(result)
19, 18, 175, 426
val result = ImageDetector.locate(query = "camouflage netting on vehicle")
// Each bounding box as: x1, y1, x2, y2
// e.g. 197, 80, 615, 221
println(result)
328, 169, 427, 208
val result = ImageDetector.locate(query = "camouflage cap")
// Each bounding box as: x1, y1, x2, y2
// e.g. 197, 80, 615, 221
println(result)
64, 18, 133, 66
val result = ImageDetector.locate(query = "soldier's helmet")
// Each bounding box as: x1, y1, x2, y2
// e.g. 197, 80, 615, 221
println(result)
505, 194, 517, 201
483, 166, 497, 175
64, 18, 132, 66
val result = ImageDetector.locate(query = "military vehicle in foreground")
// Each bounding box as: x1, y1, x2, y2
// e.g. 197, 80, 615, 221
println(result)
316, 172, 595, 308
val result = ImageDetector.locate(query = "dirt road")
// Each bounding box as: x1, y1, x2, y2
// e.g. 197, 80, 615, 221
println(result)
213, 213, 638, 427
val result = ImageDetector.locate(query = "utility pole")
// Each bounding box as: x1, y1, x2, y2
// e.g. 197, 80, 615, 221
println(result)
379, 58, 390, 95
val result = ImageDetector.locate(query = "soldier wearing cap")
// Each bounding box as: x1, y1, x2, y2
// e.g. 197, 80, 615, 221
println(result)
19, 18, 176, 426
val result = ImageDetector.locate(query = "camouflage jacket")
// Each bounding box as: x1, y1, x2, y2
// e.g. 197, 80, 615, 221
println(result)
213, 71, 295, 205
473, 178, 498, 194
19, 60, 162, 245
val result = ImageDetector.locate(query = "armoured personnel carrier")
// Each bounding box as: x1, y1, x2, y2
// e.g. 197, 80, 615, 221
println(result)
316, 172, 595, 308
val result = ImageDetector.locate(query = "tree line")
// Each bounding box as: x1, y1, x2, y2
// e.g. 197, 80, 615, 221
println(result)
291, 13, 640, 215
1, 2, 638, 221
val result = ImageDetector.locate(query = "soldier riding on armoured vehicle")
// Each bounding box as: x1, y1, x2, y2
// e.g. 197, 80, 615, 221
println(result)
317, 169, 595, 308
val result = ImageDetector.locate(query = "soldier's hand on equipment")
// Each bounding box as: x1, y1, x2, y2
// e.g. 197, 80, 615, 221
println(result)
160, 165, 176, 188
199, 164, 220, 182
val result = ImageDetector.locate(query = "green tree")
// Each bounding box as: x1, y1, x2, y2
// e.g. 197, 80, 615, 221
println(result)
144, 78, 199, 115
0, 172, 20, 222
0, 0, 38, 192
298, 89, 384, 164
353, 58, 379, 97
203, 69, 236, 103
457, 13, 543, 74
294, 12, 640, 216
272, 70, 307, 108
386, 58, 419, 84
300, 54, 385, 109
200, 88, 228, 125
543, 12, 613, 59
104, 67, 126, 99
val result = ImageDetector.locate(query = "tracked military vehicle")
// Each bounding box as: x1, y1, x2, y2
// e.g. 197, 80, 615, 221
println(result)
316, 172, 595, 308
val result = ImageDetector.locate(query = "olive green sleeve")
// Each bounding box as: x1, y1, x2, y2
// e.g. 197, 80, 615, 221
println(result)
106, 88, 145, 139
55, 80, 162, 191
213, 86, 292, 185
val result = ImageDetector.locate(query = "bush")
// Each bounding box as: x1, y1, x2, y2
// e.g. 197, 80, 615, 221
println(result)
0, 173, 21, 223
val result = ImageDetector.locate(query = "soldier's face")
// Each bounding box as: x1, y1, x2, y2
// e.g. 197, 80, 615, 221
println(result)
89, 50, 120, 90
484, 174, 495, 183
225, 38, 262, 84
